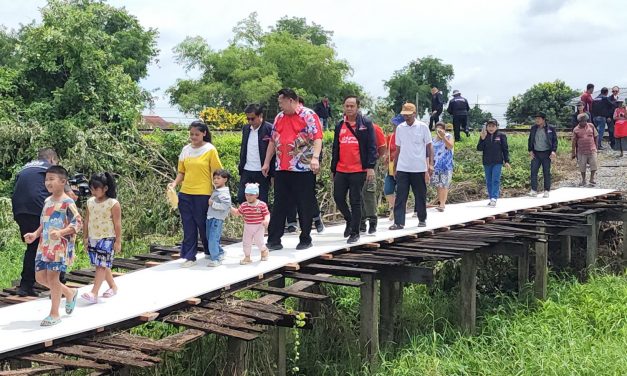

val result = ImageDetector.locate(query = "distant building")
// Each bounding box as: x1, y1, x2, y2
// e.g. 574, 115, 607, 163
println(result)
140, 115, 175, 131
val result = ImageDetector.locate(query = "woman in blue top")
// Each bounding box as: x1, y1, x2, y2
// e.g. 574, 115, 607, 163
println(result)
431, 122, 454, 211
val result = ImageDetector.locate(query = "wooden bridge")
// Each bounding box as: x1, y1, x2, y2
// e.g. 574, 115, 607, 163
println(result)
0, 187, 626, 375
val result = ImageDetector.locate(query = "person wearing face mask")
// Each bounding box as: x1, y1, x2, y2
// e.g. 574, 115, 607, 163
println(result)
168, 121, 223, 268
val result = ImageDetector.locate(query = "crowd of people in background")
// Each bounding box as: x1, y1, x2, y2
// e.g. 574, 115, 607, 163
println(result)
11, 81, 626, 326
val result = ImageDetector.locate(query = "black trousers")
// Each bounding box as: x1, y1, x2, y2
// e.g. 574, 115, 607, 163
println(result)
333, 172, 366, 235
14, 214, 65, 288
237, 169, 270, 204
267, 171, 316, 245
286, 175, 321, 226
530, 150, 552, 191
394, 171, 427, 225
452, 115, 469, 141
429, 112, 441, 130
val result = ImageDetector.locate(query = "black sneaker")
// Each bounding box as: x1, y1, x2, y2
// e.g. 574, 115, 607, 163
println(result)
314, 218, 325, 233
389, 224, 404, 230
16, 286, 38, 297
343, 223, 351, 238
359, 221, 367, 233
465, 130, 470, 137
347, 233, 360, 244
368, 217, 377, 234
296, 242, 313, 250
286, 225, 297, 233
267, 243, 283, 251
418, 221, 427, 227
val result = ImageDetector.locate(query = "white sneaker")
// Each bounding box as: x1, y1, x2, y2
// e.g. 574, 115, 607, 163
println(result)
488, 199, 497, 207
180, 260, 196, 268
412, 212, 417, 218
527, 190, 538, 197
543, 191, 550, 198
207, 260, 222, 267
218, 254, 225, 261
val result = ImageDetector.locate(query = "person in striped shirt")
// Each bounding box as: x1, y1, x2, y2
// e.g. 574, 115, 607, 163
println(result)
231, 183, 270, 265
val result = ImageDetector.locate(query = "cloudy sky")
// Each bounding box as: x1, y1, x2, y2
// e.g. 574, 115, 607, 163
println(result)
2, 0, 626, 123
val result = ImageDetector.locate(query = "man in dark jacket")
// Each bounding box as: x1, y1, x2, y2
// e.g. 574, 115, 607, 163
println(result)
331, 95, 377, 244
314, 96, 332, 131
429, 86, 444, 130
590, 87, 615, 150
527, 112, 558, 198
12, 148, 72, 297
447, 89, 470, 141
238, 104, 274, 204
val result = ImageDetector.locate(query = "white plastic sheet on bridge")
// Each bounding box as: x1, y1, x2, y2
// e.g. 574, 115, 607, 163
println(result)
0, 187, 614, 355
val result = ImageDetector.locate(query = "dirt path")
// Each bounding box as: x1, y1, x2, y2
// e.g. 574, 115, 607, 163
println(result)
558, 148, 627, 190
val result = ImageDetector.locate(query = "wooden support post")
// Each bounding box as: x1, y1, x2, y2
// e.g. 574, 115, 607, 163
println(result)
378, 278, 396, 347
586, 213, 599, 271
460, 253, 477, 334
224, 338, 248, 376
534, 223, 548, 300
360, 273, 379, 367
558, 235, 572, 268
517, 243, 530, 298
269, 277, 287, 376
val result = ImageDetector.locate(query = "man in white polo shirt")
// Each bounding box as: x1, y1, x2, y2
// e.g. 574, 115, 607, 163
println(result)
390, 102, 434, 229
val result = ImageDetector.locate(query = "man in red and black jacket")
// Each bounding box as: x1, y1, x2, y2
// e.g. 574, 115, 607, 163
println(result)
331, 95, 377, 244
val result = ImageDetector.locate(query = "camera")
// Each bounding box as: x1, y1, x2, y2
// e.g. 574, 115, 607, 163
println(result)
68, 173, 91, 198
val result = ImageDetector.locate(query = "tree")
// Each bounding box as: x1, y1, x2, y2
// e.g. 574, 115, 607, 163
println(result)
168, 13, 360, 116
384, 56, 454, 115
1, 0, 158, 129
505, 80, 578, 127
271, 16, 333, 46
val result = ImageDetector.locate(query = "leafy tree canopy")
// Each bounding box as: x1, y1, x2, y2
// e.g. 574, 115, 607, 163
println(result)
505, 80, 578, 127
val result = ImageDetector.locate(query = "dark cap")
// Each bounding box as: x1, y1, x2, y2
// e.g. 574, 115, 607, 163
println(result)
534, 112, 546, 119
486, 119, 498, 125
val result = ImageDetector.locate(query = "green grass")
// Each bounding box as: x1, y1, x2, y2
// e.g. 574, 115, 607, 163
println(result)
375, 274, 627, 376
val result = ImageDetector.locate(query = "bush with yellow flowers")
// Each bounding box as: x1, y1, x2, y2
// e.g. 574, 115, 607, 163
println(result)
198, 107, 247, 130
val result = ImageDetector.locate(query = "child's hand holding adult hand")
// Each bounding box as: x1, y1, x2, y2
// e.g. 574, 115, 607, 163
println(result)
24, 232, 37, 244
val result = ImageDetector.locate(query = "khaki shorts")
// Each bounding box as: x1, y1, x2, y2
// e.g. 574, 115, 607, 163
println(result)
577, 153, 598, 172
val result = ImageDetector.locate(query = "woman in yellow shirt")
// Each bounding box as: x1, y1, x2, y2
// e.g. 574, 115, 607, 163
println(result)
168, 121, 223, 267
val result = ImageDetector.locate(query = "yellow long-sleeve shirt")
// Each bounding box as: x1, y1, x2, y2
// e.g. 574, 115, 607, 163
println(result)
178, 143, 223, 195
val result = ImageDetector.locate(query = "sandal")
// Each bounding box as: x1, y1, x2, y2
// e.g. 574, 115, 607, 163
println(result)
81, 292, 98, 304
389, 224, 404, 230
102, 288, 117, 298
436, 206, 445, 212
260, 249, 269, 261
40, 315, 61, 327
240, 257, 252, 265
65, 288, 78, 315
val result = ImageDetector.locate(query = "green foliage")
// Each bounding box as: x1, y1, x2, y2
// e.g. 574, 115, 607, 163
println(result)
168, 13, 360, 117
199, 107, 247, 131
442, 104, 495, 129
1, 0, 158, 129
376, 275, 627, 376
506, 80, 578, 127
385, 56, 454, 115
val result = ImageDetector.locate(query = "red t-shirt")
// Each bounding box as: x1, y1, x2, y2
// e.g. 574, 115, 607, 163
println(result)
272, 106, 323, 172
373, 124, 386, 153
572, 123, 597, 155
613, 107, 626, 119
337, 121, 364, 173
581, 92, 593, 113
238, 200, 270, 224
386, 131, 397, 175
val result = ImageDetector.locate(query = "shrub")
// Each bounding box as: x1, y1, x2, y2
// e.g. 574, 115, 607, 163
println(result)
198, 107, 247, 131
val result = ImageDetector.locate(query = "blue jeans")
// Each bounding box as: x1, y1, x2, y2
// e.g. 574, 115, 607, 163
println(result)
593, 116, 606, 148
483, 164, 503, 200
205, 218, 225, 261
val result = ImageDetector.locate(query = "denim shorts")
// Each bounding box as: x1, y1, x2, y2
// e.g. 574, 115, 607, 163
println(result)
383, 175, 396, 196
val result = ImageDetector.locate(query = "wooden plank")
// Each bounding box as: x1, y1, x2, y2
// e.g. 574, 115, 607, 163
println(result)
623, 212, 627, 266
318, 253, 334, 260
269, 277, 287, 376
283, 272, 363, 287
251, 285, 328, 301
0, 365, 64, 375
139, 312, 159, 322
586, 213, 599, 270
145, 261, 162, 268
156, 329, 206, 349
378, 265, 434, 284
200, 302, 282, 324
184, 312, 264, 333
460, 253, 477, 334
284, 263, 300, 271
300, 263, 377, 277
18, 353, 111, 371
51, 345, 161, 368
91, 332, 181, 353
323, 258, 403, 267
224, 338, 248, 376
256, 280, 317, 305
164, 317, 258, 341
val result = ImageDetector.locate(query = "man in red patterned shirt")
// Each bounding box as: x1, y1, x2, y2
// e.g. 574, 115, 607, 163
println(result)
262, 88, 323, 250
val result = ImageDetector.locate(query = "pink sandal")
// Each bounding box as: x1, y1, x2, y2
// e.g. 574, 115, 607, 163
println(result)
102, 288, 117, 298
81, 292, 98, 304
